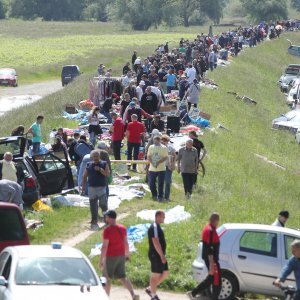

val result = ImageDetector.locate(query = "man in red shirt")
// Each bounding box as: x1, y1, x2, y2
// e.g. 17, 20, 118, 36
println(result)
100, 210, 139, 300
126, 114, 145, 171
187, 213, 221, 300
110, 112, 125, 160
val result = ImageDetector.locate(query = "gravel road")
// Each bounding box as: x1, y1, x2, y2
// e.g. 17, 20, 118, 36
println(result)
0, 80, 62, 116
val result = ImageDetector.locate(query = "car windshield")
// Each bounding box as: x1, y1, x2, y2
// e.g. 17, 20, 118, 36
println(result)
62, 66, 79, 74
0, 69, 15, 76
285, 68, 300, 75
15, 257, 97, 286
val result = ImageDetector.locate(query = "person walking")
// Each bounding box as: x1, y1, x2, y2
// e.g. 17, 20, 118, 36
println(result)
100, 210, 139, 300
188, 130, 207, 188
187, 79, 200, 111
110, 112, 125, 160
177, 139, 198, 199
160, 135, 176, 201
145, 210, 169, 300
187, 213, 221, 300
28, 115, 44, 155
164, 69, 177, 93
274, 240, 300, 300
147, 136, 168, 202
272, 210, 289, 227
126, 114, 145, 171
81, 150, 110, 230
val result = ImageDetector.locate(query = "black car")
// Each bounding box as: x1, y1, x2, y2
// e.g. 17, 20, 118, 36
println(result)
0, 136, 74, 206
61, 65, 80, 86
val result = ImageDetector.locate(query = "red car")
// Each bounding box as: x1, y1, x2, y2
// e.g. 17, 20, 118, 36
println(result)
0, 68, 18, 87
0, 203, 29, 253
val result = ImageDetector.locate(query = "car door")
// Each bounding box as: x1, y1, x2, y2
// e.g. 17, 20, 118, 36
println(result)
25, 153, 74, 196
232, 230, 281, 295
0, 253, 12, 300
281, 234, 297, 286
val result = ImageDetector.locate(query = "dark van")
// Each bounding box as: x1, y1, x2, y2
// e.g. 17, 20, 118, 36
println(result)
61, 65, 80, 86
0, 203, 29, 253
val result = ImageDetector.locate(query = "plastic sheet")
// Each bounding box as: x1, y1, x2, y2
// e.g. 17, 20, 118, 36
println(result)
89, 223, 151, 258
136, 205, 191, 224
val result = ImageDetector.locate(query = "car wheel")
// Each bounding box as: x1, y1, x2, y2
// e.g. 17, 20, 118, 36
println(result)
218, 272, 238, 300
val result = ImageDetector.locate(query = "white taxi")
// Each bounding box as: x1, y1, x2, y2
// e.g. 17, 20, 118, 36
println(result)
0, 244, 108, 300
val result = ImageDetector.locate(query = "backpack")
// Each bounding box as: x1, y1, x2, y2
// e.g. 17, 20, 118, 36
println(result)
74, 142, 93, 160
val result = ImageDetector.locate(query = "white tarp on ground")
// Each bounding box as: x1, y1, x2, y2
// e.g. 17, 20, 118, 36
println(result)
136, 205, 191, 224
169, 135, 191, 152
52, 183, 150, 209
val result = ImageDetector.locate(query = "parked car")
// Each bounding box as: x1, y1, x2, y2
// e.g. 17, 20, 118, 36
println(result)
192, 223, 300, 300
0, 136, 74, 205
61, 65, 80, 86
0, 244, 109, 300
0, 68, 17, 87
272, 109, 300, 133
288, 45, 300, 57
0, 203, 29, 253
286, 78, 300, 105
278, 64, 300, 92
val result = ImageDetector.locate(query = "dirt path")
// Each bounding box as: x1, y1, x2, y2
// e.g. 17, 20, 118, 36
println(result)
110, 286, 190, 300
0, 80, 62, 116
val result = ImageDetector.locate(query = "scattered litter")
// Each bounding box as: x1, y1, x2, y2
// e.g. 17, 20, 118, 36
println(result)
136, 205, 191, 224
25, 219, 44, 230
201, 79, 219, 90
254, 153, 286, 170
227, 92, 257, 105
216, 123, 231, 131
32, 200, 52, 212
89, 223, 151, 259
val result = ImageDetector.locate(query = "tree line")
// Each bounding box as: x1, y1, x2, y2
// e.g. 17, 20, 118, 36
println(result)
0, 0, 297, 30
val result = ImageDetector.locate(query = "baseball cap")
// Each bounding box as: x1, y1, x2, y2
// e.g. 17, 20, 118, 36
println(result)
104, 210, 117, 219
129, 101, 135, 106
151, 129, 161, 137
97, 141, 107, 150
139, 80, 145, 86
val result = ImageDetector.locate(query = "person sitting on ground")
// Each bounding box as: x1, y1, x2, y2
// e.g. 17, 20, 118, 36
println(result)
50, 136, 68, 158
150, 114, 165, 132
272, 210, 289, 227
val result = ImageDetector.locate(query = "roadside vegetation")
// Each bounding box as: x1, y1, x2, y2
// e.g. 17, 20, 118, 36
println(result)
3, 25, 298, 291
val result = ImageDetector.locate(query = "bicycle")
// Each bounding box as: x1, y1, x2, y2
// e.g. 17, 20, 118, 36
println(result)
274, 283, 297, 300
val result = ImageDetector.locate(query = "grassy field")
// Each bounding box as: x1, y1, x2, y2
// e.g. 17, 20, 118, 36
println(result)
0, 20, 229, 84
1, 20, 299, 292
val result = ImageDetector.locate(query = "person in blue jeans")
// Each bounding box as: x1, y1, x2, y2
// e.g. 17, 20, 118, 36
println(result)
161, 135, 176, 201
147, 136, 168, 202
275, 240, 300, 300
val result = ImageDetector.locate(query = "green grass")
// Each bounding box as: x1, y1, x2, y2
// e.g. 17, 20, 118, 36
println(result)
0, 20, 230, 84
1, 22, 300, 292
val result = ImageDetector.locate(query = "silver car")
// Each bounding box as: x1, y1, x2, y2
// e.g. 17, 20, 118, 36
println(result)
192, 224, 300, 300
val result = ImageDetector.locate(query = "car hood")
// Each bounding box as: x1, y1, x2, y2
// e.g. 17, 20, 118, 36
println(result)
10, 285, 108, 300
0, 75, 15, 80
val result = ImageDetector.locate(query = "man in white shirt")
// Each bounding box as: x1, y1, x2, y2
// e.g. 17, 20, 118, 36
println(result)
272, 210, 289, 227
122, 72, 133, 88
186, 64, 196, 84
136, 80, 145, 102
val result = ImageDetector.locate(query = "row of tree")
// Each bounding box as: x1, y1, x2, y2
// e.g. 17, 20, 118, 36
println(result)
0, 0, 298, 30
